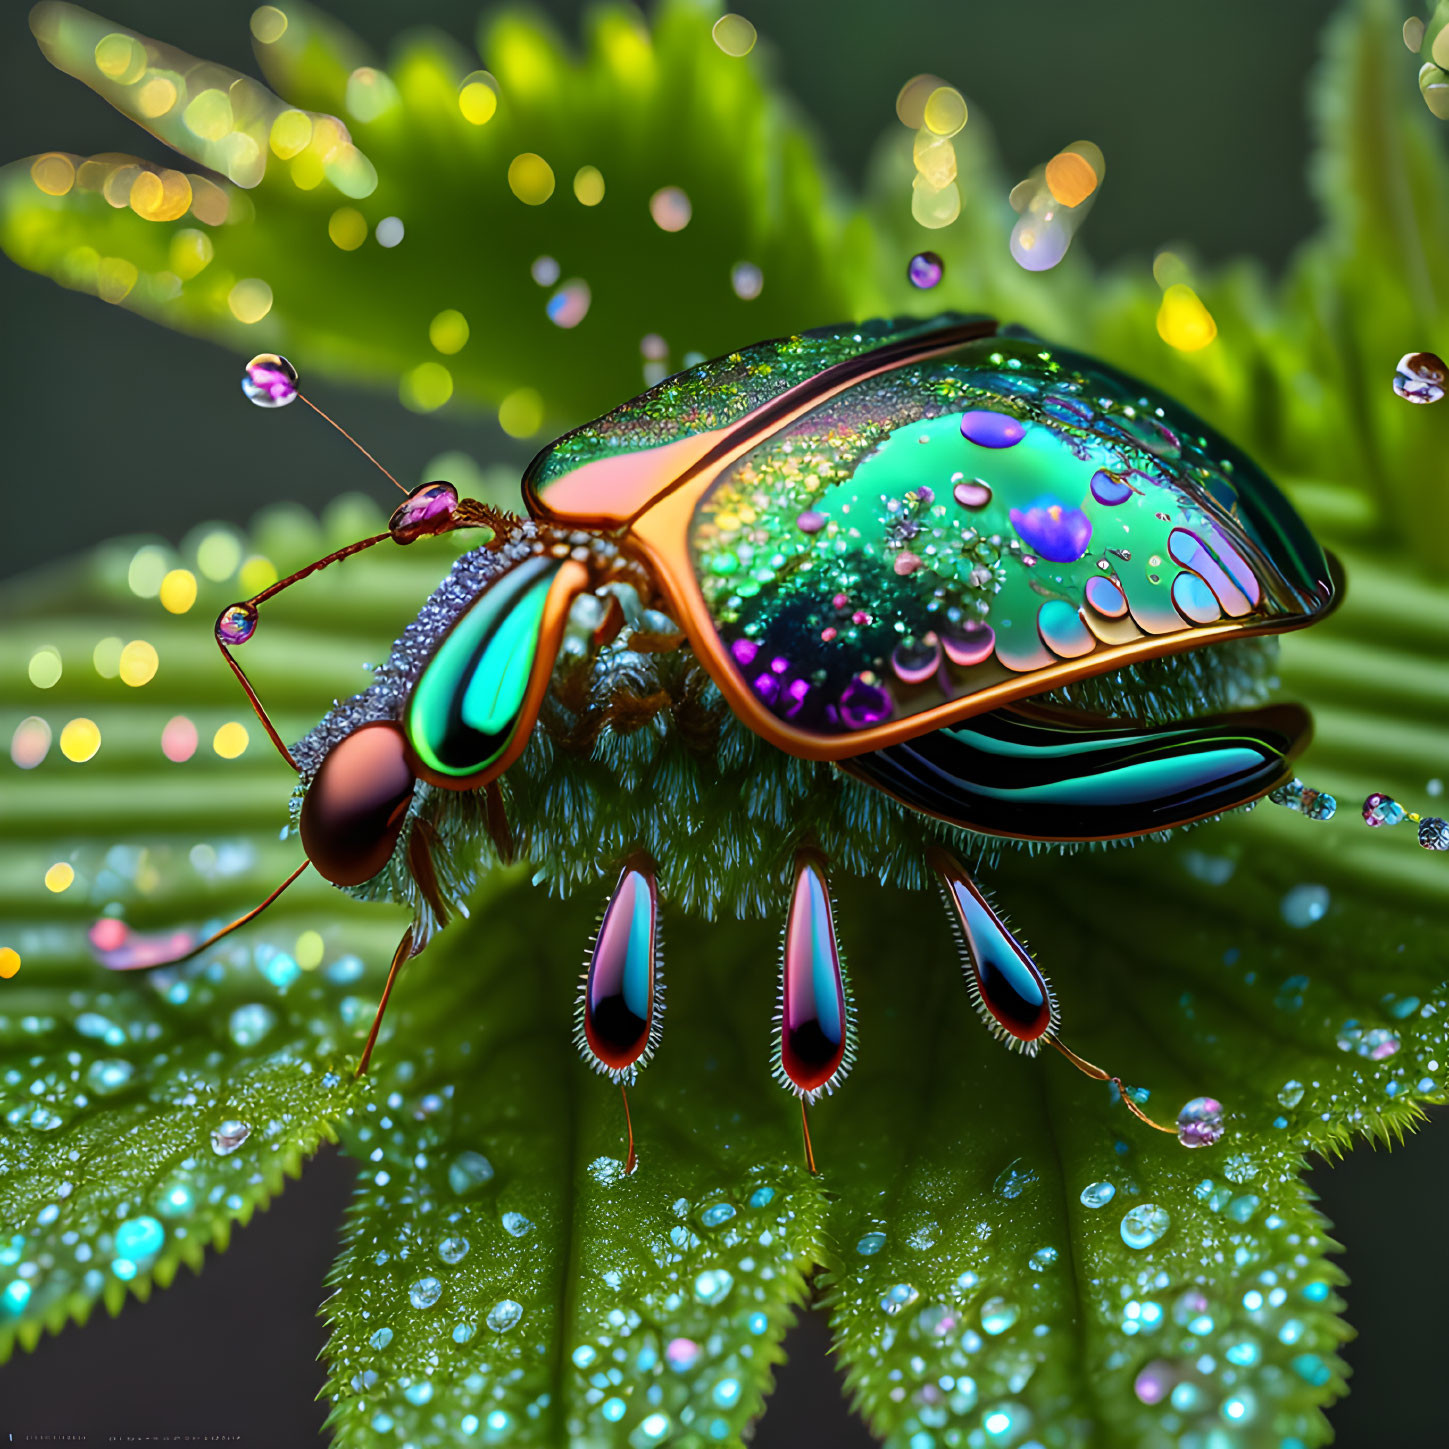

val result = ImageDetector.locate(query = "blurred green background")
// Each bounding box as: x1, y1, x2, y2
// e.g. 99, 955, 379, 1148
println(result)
1, 2, 1444, 1445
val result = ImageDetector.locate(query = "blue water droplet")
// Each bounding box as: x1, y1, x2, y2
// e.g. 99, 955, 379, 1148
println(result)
747, 1311, 768, 1336
438, 1234, 470, 1264
980, 1296, 1018, 1334
572, 1344, 597, 1368
447, 1151, 494, 1195
1027, 1247, 1058, 1271
501, 1211, 534, 1237
701, 1202, 736, 1227
452, 1321, 476, 1343
409, 1275, 442, 1309
1120, 1203, 1171, 1249
693, 1269, 734, 1305
86, 1059, 134, 1095
486, 1298, 523, 1332
369, 1326, 392, 1350
1280, 883, 1330, 928
747, 1186, 775, 1209
601, 1396, 627, 1422
880, 1283, 919, 1315
404, 1380, 433, 1405
856, 1231, 887, 1255
114, 1215, 163, 1263
712, 1377, 742, 1408
1079, 1181, 1115, 1209
228, 1002, 276, 1047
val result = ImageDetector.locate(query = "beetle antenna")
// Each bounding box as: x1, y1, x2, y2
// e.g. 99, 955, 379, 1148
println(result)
90, 860, 312, 971
1047, 1037, 1178, 1135
295, 393, 408, 494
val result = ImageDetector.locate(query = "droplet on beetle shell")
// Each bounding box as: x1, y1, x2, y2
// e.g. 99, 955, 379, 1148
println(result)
389, 481, 459, 544
1084, 575, 1128, 618
1392, 351, 1447, 404
215, 601, 258, 646
1090, 468, 1134, 506
242, 353, 298, 407
891, 635, 942, 684
928, 849, 1057, 1051
941, 621, 996, 667
952, 477, 992, 509
960, 409, 1026, 448
579, 858, 661, 1080
776, 854, 851, 1100
907, 250, 944, 289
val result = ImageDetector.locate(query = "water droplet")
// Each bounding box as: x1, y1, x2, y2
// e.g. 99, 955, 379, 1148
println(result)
1280, 883, 1330, 927
952, 476, 993, 510
447, 1151, 494, 1195
711, 1377, 742, 1408
879, 1283, 919, 1315
994, 1158, 1037, 1200
1133, 1360, 1175, 1405
114, 1215, 164, 1264
1176, 1096, 1225, 1148
856, 1231, 887, 1255
501, 1211, 534, 1237
485, 1298, 522, 1332
1418, 816, 1449, 851
1027, 1247, 1058, 1271
210, 1119, 250, 1155
1277, 1079, 1305, 1108
747, 1186, 775, 1208
1120, 1203, 1170, 1249
242, 353, 298, 407
215, 602, 258, 646
905, 1218, 939, 1250
1392, 350, 1447, 403
960, 409, 1026, 448
409, 1275, 442, 1309
1079, 1180, 1115, 1209
86, 1059, 134, 1095
979, 1295, 1018, 1335
228, 1002, 276, 1047
369, 1326, 393, 1350
693, 1269, 734, 1305
403, 1380, 432, 1405
907, 250, 944, 289
700, 1202, 736, 1227
452, 1321, 476, 1343
437, 1234, 469, 1264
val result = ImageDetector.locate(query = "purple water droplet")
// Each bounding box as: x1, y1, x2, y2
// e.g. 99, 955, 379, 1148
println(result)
216, 602, 258, 646
241, 353, 298, 408
907, 251, 944, 290
389, 482, 459, 544
796, 510, 828, 533
1084, 575, 1127, 618
839, 674, 893, 729
1009, 498, 1093, 563
941, 622, 996, 667
960, 410, 1025, 449
953, 477, 993, 509
1090, 469, 1133, 506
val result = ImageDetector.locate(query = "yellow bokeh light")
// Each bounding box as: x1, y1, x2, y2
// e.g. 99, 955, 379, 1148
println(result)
130, 169, 192, 222
45, 862, 75, 894
93, 636, 123, 678
97, 256, 139, 304
60, 718, 101, 763
251, 6, 289, 43
0, 948, 20, 980
429, 309, 470, 354
30, 153, 75, 196
573, 165, 605, 206
213, 722, 250, 759
913, 130, 957, 189
459, 80, 498, 126
223, 132, 265, 187
498, 386, 544, 438
27, 647, 62, 689
183, 89, 234, 141
119, 640, 159, 687
896, 73, 946, 130
94, 33, 145, 84
189, 175, 230, 225
508, 153, 555, 205
328, 206, 367, 250
228, 278, 274, 324
137, 75, 180, 119
346, 67, 396, 123
712, 13, 757, 56
239, 555, 278, 594
295, 930, 325, 970
290, 151, 326, 190
922, 86, 967, 138
128, 546, 168, 598
270, 108, 313, 159
1045, 143, 1104, 208
169, 228, 213, 279
1156, 284, 1217, 351
400, 362, 454, 413
159, 568, 198, 614
196, 531, 241, 581
911, 175, 961, 229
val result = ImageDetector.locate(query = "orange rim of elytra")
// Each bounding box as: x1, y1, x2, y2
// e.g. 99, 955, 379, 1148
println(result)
408, 556, 591, 791
529, 320, 1343, 765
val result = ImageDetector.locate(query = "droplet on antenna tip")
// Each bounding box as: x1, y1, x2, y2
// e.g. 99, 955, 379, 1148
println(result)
242, 353, 298, 408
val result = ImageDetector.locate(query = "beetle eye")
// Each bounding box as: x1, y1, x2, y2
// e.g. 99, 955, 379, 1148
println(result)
300, 722, 416, 886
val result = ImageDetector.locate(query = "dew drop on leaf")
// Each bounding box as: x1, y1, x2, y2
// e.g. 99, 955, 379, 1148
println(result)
879, 1282, 919, 1315
693, 1269, 734, 1305
485, 1298, 523, 1332
437, 1233, 469, 1264
409, 1275, 442, 1309
210, 1119, 250, 1155
1120, 1203, 1171, 1249
1079, 1180, 1115, 1208
446, 1150, 494, 1194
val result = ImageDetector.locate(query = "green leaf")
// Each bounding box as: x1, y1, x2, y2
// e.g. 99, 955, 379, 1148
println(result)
1, 0, 868, 431
320, 880, 824, 1448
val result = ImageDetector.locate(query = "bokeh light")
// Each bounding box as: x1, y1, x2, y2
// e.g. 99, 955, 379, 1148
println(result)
0, 949, 20, 980
546, 280, 591, 329
328, 206, 367, 250
508, 153, 555, 205
118, 640, 159, 687
650, 186, 692, 231
459, 74, 498, 125
60, 718, 101, 763
401, 362, 454, 412
228, 279, 274, 323
239, 555, 278, 594
27, 647, 62, 689
712, 14, 757, 56
30, 153, 75, 196
376, 216, 404, 247
159, 568, 197, 613
922, 85, 967, 138
213, 722, 250, 759
92, 637, 123, 678
296, 930, 325, 970
250, 6, 288, 43
162, 715, 198, 762
731, 262, 763, 300
44, 862, 75, 893
573, 165, 605, 205
94, 33, 146, 83
196, 530, 241, 582
531, 255, 560, 286
10, 717, 52, 769
498, 387, 544, 438
896, 73, 946, 129
429, 309, 470, 354
270, 109, 313, 159
1157, 284, 1217, 350
169, 227, 213, 278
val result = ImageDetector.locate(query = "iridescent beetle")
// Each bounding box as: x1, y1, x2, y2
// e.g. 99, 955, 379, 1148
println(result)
95, 313, 1340, 1172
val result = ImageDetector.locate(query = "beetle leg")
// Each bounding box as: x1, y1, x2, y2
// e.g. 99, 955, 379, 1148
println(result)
845, 700, 1311, 842
576, 855, 664, 1173
356, 926, 423, 1076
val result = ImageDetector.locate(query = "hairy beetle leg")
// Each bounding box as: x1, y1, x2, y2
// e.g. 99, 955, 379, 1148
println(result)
356, 926, 422, 1077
